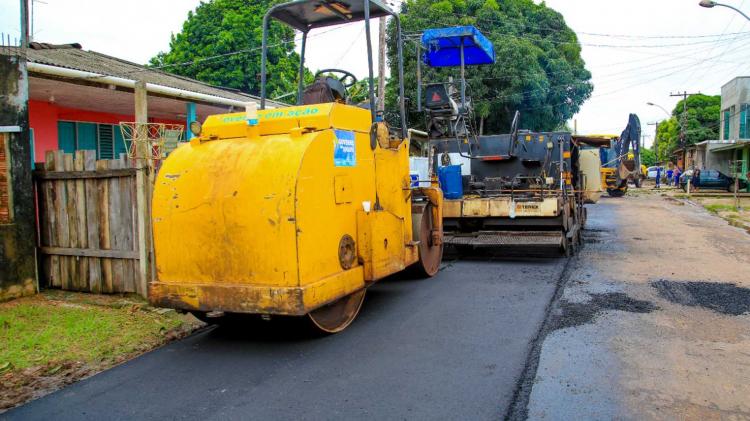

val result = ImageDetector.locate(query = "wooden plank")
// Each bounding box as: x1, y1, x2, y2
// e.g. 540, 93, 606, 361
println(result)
40, 246, 139, 259
119, 155, 135, 293
115, 156, 130, 292
109, 158, 125, 292
84, 150, 102, 293
64, 153, 79, 291
135, 160, 149, 297
43, 151, 59, 288
97, 159, 113, 293
74, 151, 89, 292
53, 151, 70, 290
33, 168, 137, 180
36, 177, 52, 288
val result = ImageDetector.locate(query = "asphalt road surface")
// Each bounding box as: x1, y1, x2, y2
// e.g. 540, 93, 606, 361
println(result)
7, 256, 567, 420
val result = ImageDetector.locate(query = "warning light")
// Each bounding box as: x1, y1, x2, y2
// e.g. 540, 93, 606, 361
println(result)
431, 92, 442, 102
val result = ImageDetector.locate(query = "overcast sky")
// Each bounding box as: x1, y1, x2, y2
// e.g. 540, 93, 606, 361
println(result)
2, 0, 749, 146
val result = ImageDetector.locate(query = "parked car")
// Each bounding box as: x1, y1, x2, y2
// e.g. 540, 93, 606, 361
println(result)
646, 166, 665, 179
679, 169, 747, 192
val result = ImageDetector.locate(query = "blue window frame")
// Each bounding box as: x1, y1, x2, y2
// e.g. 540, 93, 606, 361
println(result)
57, 121, 129, 159
723, 109, 731, 140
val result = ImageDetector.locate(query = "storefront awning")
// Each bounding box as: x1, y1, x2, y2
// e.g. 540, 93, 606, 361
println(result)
710, 140, 750, 152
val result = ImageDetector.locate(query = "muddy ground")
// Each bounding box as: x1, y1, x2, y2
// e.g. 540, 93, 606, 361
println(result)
512, 191, 750, 420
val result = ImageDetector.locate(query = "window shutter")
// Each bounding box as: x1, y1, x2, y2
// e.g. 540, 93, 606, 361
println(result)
740, 104, 748, 140
77, 122, 97, 152
114, 124, 128, 158
723, 110, 731, 140
58, 121, 76, 153
98, 124, 114, 159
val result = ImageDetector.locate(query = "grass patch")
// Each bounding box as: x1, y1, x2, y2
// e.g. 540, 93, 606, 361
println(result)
0, 290, 201, 411
0, 290, 194, 371
704, 204, 738, 214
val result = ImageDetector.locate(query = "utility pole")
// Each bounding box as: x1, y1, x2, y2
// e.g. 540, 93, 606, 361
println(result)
21, 0, 30, 47
647, 121, 659, 160
377, 17, 387, 113
670, 91, 700, 170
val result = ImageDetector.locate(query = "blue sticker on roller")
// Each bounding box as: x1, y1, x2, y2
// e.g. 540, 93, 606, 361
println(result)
333, 129, 356, 167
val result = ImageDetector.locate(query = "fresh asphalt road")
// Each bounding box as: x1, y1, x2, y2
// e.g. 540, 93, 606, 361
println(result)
7, 256, 567, 420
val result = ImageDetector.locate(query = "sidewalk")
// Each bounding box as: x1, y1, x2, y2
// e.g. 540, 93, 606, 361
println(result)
525, 192, 750, 420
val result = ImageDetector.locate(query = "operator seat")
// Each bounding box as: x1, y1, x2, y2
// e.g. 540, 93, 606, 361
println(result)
302, 76, 347, 105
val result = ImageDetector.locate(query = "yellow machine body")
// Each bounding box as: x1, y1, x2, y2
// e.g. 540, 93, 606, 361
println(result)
150, 103, 439, 316
579, 148, 603, 203
442, 197, 562, 218
600, 167, 618, 191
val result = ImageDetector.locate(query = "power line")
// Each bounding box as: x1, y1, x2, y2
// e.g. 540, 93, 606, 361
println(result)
113, 25, 344, 78
680, 0, 748, 87
446, 11, 750, 43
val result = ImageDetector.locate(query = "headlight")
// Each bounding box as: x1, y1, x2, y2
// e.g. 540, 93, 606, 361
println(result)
189, 121, 202, 137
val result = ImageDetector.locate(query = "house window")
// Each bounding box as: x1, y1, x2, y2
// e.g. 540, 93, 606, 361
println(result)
723, 109, 731, 140
740, 104, 749, 140
57, 121, 129, 160
0, 133, 12, 224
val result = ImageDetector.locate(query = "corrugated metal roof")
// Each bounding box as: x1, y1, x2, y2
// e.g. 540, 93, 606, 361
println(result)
16, 43, 284, 106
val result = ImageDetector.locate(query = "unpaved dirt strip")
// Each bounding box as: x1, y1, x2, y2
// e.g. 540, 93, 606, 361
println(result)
518, 194, 750, 420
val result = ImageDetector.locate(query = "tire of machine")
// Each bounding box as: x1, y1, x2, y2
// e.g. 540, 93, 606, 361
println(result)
408, 202, 443, 277
607, 187, 627, 197
307, 289, 366, 334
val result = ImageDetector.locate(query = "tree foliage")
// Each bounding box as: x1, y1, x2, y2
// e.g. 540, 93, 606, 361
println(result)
640, 147, 657, 167
655, 94, 720, 162
385, 0, 593, 133
149, 0, 303, 98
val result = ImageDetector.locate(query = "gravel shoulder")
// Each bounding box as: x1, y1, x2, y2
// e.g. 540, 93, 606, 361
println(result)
520, 192, 750, 420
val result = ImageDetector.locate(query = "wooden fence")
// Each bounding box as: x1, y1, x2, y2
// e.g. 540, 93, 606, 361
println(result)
34, 150, 151, 296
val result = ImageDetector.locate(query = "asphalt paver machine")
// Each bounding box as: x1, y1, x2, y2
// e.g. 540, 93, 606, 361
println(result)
417, 26, 586, 255
149, 0, 444, 333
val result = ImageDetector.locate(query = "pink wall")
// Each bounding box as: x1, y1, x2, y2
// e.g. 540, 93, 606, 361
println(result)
28, 100, 183, 162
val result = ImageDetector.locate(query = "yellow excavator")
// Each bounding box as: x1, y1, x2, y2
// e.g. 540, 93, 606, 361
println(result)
148, 0, 444, 333
574, 114, 644, 198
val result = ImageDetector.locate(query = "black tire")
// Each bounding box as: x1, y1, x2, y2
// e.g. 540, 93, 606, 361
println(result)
562, 235, 573, 257
607, 188, 626, 198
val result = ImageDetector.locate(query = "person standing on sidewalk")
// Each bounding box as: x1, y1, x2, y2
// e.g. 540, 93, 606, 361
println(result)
673, 166, 681, 188
666, 166, 674, 186
655, 165, 662, 189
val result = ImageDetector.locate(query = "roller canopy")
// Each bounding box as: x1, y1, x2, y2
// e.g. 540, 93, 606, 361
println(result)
268, 0, 394, 31
421, 26, 495, 67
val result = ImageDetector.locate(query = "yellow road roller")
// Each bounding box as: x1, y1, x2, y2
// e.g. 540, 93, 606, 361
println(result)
149, 0, 444, 333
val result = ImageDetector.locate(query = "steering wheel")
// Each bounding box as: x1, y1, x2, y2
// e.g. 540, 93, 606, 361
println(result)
314, 68, 358, 88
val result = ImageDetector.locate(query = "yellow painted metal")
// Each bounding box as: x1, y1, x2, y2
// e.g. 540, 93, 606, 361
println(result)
443, 197, 560, 218
579, 149, 603, 203
601, 167, 617, 190
443, 200, 462, 218
150, 103, 431, 316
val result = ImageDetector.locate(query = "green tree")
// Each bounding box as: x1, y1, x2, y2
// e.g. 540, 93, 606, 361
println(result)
655, 94, 720, 161
385, 0, 593, 133
150, 0, 303, 99
640, 147, 657, 167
